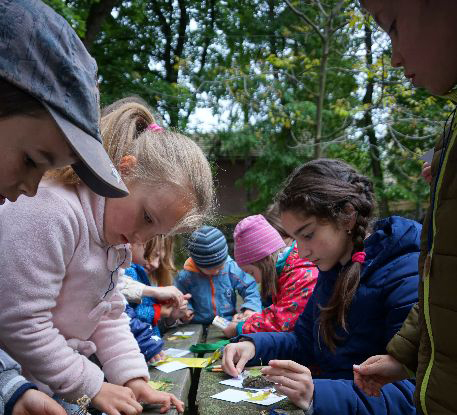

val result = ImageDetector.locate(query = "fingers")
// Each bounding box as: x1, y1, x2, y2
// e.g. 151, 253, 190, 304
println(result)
263, 367, 307, 382
170, 395, 185, 413
43, 400, 68, 415
267, 374, 301, 390
266, 360, 310, 375
235, 353, 250, 375
222, 345, 239, 377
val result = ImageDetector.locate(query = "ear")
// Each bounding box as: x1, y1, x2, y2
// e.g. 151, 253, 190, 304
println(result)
119, 155, 137, 176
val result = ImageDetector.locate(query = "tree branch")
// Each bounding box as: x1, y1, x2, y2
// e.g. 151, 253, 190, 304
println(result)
284, 0, 324, 41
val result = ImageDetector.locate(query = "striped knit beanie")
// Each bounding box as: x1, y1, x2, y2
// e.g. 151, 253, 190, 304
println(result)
234, 214, 286, 266
187, 226, 228, 268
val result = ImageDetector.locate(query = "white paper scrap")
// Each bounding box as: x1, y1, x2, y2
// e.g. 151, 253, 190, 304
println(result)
210, 389, 249, 403
174, 331, 195, 336
155, 361, 188, 373
164, 348, 190, 358
219, 377, 269, 391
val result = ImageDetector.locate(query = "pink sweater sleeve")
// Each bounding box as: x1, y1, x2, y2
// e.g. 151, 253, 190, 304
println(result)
0, 192, 104, 401
90, 290, 149, 385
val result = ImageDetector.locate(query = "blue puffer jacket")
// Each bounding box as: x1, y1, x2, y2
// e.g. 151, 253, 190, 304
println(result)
237, 216, 421, 415
125, 263, 160, 331
175, 255, 262, 324
125, 305, 164, 361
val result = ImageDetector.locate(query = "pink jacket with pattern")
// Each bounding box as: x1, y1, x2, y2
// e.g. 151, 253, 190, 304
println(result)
242, 245, 318, 334
0, 181, 149, 402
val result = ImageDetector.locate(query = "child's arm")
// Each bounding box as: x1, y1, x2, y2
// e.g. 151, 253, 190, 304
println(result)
0, 193, 105, 402
311, 378, 415, 415
125, 304, 164, 363
118, 273, 145, 304
230, 263, 262, 313
0, 348, 48, 415
89, 291, 150, 386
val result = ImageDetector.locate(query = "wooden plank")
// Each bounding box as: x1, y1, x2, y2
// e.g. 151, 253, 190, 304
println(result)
143, 324, 204, 415
204, 325, 226, 349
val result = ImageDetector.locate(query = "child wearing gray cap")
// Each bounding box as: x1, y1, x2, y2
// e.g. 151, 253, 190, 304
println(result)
0, 1, 129, 414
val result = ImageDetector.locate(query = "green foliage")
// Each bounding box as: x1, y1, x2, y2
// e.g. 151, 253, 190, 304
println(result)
45, 0, 444, 219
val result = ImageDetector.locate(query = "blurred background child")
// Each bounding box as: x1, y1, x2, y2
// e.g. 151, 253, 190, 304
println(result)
120, 238, 190, 363
144, 236, 176, 286
222, 214, 318, 338
174, 226, 262, 324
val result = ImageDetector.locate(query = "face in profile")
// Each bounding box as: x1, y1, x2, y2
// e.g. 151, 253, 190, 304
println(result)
0, 113, 76, 204
362, 0, 457, 95
280, 210, 353, 271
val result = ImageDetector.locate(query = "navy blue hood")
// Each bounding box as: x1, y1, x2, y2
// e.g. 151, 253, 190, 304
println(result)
363, 216, 422, 279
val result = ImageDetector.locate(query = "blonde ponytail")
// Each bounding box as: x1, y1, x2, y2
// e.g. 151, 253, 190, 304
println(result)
48, 96, 215, 234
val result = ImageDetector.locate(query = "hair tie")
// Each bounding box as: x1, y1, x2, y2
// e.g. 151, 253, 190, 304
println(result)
147, 123, 164, 132
351, 251, 366, 264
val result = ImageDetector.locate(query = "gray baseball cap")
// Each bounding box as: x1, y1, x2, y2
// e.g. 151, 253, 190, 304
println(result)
0, 0, 128, 198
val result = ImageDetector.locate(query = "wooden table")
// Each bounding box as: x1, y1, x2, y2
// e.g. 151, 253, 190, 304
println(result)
144, 324, 204, 415
195, 326, 302, 415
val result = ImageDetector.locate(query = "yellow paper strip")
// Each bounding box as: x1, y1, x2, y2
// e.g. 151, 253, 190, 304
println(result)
166, 357, 210, 368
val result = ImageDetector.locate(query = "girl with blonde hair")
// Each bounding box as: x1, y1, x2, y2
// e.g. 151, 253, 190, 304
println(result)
0, 97, 214, 415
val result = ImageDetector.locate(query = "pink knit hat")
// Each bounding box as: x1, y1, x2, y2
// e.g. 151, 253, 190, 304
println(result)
234, 214, 286, 266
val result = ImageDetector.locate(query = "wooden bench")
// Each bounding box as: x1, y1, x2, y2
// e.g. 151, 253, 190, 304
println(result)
143, 324, 204, 415
196, 326, 303, 415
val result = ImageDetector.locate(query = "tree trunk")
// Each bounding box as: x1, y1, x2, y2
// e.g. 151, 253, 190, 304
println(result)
314, 35, 329, 159
362, 20, 390, 217
83, 0, 121, 51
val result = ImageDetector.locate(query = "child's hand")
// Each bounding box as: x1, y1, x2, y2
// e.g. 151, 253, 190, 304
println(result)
91, 382, 142, 415
232, 313, 245, 323
222, 341, 256, 377
421, 162, 432, 184
222, 322, 238, 338
160, 303, 174, 318
262, 360, 314, 411
169, 294, 192, 321
12, 389, 67, 415
241, 309, 256, 319
149, 350, 166, 364
180, 309, 194, 323
353, 354, 408, 397
146, 286, 185, 307
124, 378, 184, 413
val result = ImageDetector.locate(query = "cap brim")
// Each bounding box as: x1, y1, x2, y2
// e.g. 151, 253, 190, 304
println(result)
44, 104, 129, 198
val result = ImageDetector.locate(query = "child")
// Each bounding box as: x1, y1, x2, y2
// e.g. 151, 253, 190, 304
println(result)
351, 2, 457, 414
144, 236, 176, 286
222, 159, 421, 415
121, 240, 188, 362
0, 1, 129, 414
0, 98, 214, 415
174, 226, 262, 324
264, 203, 294, 246
118, 240, 177, 363
221, 214, 318, 338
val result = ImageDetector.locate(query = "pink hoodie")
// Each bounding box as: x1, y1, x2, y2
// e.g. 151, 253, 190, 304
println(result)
0, 180, 149, 401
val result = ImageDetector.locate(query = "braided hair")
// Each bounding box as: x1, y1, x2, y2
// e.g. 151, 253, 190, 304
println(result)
277, 159, 375, 351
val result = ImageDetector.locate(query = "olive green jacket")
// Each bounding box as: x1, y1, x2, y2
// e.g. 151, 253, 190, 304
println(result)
387, 90, 457, 415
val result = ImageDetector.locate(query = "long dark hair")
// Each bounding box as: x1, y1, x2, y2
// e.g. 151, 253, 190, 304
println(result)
277, 159, 375, 351
0, 79, 45, 118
